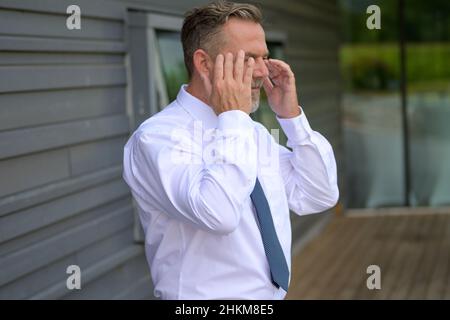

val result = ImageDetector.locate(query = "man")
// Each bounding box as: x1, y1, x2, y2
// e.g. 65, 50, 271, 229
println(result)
123, 1, 339, 299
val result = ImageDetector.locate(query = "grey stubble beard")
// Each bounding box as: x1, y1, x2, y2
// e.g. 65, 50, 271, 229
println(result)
250, 79, 263, 113
250, 91, 260, 113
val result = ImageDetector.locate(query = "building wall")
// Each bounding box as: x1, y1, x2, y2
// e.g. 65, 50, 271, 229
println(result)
0, 0, 341, 299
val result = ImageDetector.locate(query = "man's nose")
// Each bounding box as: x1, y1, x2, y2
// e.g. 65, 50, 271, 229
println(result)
252, 57, 269, 79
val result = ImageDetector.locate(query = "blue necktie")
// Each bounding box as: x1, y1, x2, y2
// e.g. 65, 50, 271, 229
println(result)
250, 178, 290, 291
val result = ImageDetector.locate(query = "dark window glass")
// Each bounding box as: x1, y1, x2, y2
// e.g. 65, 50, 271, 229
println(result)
340, 0, 404, 208
406, 1, 450, 206
156, 31, 188, 102
340, 0, 450, 208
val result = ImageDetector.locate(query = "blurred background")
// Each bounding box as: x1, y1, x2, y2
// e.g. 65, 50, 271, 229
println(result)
0, 0, 448, 299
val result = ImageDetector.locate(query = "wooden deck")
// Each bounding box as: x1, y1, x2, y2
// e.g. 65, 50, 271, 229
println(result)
286, 211, 450, 299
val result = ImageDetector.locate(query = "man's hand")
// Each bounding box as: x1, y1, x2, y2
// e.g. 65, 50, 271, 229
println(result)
263, 59, 301, 119
201, 50, 255, 115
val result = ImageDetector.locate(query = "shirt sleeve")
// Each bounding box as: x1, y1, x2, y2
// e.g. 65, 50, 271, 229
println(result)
276, 107, 339, 215
123, 110, 257, 235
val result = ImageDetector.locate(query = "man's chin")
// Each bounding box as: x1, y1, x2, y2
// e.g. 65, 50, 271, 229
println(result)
250, 92, 260, 113
250, 102, 260, 113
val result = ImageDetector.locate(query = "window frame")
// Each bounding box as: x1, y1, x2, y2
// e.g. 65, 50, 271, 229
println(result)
127, 12, 183, 130
127, 12, 184, 242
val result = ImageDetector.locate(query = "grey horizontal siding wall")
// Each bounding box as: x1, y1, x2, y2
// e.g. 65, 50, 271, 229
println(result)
0, 0, 341, 299
0, 0, 152, 299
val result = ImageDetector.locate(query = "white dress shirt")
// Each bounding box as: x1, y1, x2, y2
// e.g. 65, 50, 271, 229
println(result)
123, 85, 339, 299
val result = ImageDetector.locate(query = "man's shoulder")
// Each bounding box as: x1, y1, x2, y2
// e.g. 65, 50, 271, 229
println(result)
136, 100, 192, 136
251, 119, 273, 136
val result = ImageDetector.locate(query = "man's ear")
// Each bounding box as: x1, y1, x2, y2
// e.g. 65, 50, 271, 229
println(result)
192, 49, 212, 79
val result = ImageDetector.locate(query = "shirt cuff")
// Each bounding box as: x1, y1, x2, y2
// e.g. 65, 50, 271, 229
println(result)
217, 109, 254, 131
276, 106, 313, 144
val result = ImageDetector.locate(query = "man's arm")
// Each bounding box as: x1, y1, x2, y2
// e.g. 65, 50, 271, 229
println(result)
123, 51, 258, 234
124, 110, 257, 234
262, 58, 339, 214
277, 109, 339, 215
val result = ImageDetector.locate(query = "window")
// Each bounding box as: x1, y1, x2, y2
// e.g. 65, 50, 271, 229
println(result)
127, 12, 184, 131
340, 0, 450, 208
156, 31, 188, 103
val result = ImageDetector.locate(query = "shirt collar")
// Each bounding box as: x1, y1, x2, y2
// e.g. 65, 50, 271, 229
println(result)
176, 84, 218, 130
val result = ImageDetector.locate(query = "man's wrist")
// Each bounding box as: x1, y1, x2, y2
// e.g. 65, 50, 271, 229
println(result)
217, 109, 254, 131
276, 106, 312, 144
275, 106, 301, 119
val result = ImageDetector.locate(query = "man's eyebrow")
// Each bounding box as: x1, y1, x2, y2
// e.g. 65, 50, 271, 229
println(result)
245, 51, 270, 59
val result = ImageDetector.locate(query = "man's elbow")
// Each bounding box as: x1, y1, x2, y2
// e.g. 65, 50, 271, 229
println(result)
322, 186, 340, 211
202, 209, 240, 235
308, 185, 340, 213
211, 216, 240, 235
193, 196, 241, 235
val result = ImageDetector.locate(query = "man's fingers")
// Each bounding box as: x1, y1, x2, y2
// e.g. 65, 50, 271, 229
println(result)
266, 59, 295, 87
200, 71, 212, 90
243, 57, 255, 86
234, 50, 245, 81
214, 54, 224, 83
224, 52, 233, 80
262, 77, 273, 95
267, 59, 294, 77
265, 60, 280, 79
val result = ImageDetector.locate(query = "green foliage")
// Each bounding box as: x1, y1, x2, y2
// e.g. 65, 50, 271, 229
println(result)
340, 0, 450, 43
163, 61, 189, 102
341, 43, 450, 92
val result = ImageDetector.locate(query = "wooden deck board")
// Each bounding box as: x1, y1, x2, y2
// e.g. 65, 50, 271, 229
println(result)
442, 221, 450, 299
312, 216, 384, 299
291, 217, 365, 299
286, 211, 450, 300
408, 215, 446, 299
301, 218, 370, 299
324, 216, 386, 299
425, 215, 450, 299
345, 215, 402, 300
372, 215, 421, 299
362, 216, 410, 299
287, 217, 351, 298
387, 215, 435, 299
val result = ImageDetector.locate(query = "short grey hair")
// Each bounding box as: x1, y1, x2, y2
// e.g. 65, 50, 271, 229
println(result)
181, 1, 263, 78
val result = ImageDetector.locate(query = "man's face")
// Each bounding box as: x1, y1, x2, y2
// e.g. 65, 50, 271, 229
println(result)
213, 18, 270, 113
